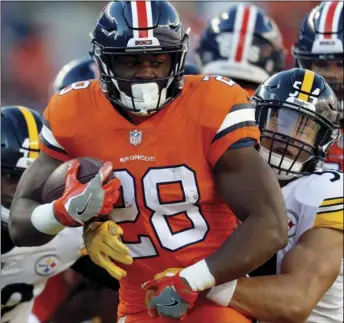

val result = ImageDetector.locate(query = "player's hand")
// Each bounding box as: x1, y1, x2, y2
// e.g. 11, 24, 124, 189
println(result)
142, 268, 199, 320
84, 220, 133, 280
53, 159, 121, 227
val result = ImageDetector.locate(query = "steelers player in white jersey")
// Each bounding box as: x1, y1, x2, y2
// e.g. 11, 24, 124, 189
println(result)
1, 106, 84, 323
200, 68, 343, 322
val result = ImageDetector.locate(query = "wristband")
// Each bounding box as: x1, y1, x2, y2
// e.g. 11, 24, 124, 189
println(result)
31, 203, 65, 235
206, 279, 237, 306
179, 259, 216, 292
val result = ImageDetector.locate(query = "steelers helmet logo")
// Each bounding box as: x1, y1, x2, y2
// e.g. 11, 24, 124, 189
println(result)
287, 209, 299, 238
35, 255, 59, 276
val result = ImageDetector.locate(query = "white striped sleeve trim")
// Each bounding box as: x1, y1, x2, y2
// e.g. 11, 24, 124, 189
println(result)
212, 103, 257, 143
217, 109, 256, 134
41, 125, 63, 150
40, 124, 68, 155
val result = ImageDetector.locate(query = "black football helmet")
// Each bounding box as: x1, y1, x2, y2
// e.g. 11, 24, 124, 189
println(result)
1, 106, 42, 175
292, 2, 343, 113
52, 57, 99, 93
196, 4, 285, 86
253, 68, 341, 180
90, 1, 189, 116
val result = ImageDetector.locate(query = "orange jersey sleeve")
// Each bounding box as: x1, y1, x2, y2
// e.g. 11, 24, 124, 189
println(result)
39, 81, 94, 161
198, 76, 260, 167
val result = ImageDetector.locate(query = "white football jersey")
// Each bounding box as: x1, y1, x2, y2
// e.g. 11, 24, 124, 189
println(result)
1, 206, 84, 323
279, 170, 343, 323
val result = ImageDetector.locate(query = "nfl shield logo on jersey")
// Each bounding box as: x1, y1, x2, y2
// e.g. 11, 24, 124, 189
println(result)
130, 130, 142, 146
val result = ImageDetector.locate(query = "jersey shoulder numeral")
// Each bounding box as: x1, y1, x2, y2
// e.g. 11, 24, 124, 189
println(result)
314, 169, 342, 182
202, 75, 236, 87
59, 81, 91, 95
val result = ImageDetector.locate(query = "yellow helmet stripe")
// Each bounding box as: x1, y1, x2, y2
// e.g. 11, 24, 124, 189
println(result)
18, 106, 39, 158
298, 69, 315, 101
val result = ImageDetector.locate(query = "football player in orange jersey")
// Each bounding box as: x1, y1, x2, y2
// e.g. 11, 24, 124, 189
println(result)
9, 2, 287, 322
196, 4, 286, 97
292, 1, 343, 171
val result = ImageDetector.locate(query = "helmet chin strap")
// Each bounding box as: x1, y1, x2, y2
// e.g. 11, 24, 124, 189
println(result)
259, 146, 304, 181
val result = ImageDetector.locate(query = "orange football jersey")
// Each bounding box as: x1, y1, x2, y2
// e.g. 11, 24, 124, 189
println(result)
40, 75, 260, 317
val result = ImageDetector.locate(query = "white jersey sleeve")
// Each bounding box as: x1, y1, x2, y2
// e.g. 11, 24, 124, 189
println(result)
278, 170, 343, 323
282, 170, 343, 246
1, 206, 84, 323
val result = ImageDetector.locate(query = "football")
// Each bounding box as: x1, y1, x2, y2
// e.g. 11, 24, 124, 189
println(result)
42, 157, 111, 203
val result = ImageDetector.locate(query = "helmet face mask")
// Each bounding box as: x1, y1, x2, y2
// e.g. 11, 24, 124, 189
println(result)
1, 171, 22, 209
253, 68, 341, 180
91, 45, 188, 115
257, 103, 338, 180
90, 1, 189, 116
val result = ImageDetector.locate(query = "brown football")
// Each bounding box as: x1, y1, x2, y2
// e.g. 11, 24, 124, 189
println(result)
42, 157, 111, 203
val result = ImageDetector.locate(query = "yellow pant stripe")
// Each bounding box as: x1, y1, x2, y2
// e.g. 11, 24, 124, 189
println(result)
18, 106, 39, 158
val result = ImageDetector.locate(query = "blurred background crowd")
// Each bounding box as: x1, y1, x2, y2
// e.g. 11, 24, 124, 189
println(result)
1, 1, 318, 113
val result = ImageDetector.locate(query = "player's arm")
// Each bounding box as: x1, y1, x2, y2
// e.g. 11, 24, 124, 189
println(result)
205, 146, 288, 284
9, 150, 64, 246
10, 93, 121, 247
142, 149, 288, 319
229, 227, 343, 323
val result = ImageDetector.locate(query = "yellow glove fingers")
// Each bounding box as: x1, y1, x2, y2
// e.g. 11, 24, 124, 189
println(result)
100, 242, 133, 265
100, 255, 127, 280
89, 250, 127, 280
103, 235, 130, 256
84, 220, 132, 281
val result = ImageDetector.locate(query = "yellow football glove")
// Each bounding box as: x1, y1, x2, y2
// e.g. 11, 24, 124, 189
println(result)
83, 220, 133, 280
